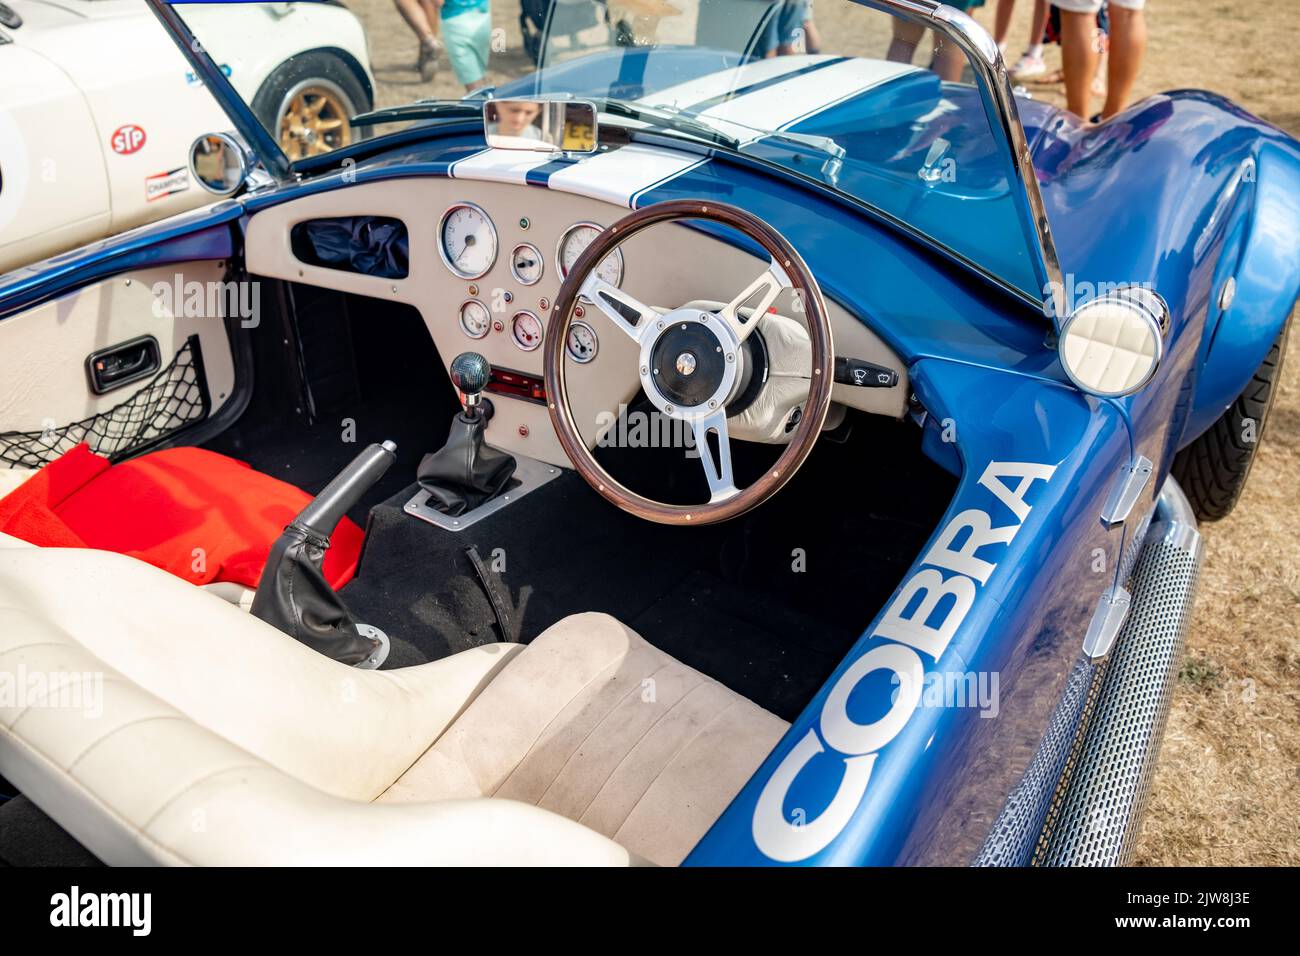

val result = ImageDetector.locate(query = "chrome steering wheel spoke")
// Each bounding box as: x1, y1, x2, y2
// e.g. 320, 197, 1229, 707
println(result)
716, 259, 792, 344
579, 274, 658, 344
690, 407, 739, 503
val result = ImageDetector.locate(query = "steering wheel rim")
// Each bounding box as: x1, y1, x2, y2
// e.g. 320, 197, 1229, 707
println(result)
544, 199, 834, 525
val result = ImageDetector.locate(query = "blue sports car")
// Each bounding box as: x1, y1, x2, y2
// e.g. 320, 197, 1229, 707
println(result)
0, 0, 1293, 867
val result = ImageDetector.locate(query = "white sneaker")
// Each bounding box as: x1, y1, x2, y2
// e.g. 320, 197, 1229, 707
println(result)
1010, 52, 1046, 80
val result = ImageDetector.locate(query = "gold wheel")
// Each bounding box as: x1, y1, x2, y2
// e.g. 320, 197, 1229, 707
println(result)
276, 81, 353, 161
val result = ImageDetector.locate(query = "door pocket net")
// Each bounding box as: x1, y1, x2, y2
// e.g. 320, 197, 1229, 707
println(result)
0, 334, 211, 469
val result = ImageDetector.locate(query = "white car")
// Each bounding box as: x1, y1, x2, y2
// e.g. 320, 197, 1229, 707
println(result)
0, 0, 373, 273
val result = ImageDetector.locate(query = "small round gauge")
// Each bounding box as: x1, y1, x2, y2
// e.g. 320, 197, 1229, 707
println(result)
566, 320, 599, 364
510, 243, 544, 286
439, 202, 498, 279
459, 299, 491, 339
511, 310, 544, 351
557, 222, 624, 287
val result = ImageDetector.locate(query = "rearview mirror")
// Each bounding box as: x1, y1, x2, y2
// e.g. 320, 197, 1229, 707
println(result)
188, 131, 250, 196
484, 99, 598, 154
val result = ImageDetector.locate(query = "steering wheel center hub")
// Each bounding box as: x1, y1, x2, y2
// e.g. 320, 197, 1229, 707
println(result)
648, 316, 730, 410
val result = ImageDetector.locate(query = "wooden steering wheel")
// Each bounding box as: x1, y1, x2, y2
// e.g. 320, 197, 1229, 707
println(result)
543, 200, 834, 525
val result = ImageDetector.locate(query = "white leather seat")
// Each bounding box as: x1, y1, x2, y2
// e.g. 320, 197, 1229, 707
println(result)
0, 532, 786, 865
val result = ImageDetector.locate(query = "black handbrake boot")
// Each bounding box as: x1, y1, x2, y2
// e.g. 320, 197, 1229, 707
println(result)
251, 441, 397, 668
417, 352, 516, 516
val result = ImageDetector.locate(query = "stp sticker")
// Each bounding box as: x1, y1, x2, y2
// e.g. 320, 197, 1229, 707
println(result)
110, 125, 147, 155
145, 167, 190, 203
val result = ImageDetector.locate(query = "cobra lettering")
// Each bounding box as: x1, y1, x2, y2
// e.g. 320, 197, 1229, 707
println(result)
752, 461, 1056, 861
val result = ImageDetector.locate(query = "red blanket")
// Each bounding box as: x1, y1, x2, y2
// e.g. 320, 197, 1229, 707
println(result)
0, 444, 363, 590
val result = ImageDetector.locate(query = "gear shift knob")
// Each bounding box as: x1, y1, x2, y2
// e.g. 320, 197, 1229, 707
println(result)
449, 352, 491, 410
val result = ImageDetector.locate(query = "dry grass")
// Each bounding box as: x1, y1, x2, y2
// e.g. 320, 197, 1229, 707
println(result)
350, 0, 1300, 864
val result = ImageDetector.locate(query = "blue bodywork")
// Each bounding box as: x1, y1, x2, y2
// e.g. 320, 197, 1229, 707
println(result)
2, 41, 1295, 866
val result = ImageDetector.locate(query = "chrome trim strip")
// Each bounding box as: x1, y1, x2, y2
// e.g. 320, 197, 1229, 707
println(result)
1081, 586, 1132, 661
1100, 455, 1154, 526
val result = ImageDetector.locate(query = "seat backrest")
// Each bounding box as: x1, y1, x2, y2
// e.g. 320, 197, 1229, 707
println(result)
0, 539, 633, 864
0, 594, 627, 864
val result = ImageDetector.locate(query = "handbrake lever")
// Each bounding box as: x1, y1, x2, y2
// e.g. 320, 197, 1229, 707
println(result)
251, 441, 397, 668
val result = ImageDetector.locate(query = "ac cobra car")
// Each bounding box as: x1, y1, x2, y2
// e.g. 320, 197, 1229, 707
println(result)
0, 0, 1294, 867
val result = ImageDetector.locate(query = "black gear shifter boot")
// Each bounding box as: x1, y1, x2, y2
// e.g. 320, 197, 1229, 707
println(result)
417, 351, 517, 516
417, 410, 516, 516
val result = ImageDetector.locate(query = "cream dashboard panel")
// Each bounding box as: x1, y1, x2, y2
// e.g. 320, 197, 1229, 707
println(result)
243, 176, 907, 468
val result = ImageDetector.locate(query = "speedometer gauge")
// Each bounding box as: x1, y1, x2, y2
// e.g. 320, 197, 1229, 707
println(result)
557, 222, 624, 287
439, 202, 497, 279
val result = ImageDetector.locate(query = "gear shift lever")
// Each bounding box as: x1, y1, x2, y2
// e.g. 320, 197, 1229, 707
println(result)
417, 352, 517, 516
450, 351, 491, 415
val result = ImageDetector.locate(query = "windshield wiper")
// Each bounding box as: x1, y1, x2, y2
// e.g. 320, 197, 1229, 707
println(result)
595, 101, 741, 150
349, 99, 484, 128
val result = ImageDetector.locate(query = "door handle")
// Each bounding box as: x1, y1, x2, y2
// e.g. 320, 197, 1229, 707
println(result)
85, 335, 161, 394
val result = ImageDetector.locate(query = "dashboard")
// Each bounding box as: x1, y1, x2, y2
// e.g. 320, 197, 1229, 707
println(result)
244, 176, 908, 468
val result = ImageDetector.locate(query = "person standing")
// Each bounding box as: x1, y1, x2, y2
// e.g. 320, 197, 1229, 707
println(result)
392, 0, 444, 82
887, 0, 986, 82
438, 0, 494, 93
1059, 0, 1145, 119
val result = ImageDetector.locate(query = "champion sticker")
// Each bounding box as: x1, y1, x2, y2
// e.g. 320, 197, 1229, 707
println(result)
145, 167, 190, 202
111, 124, 147, 155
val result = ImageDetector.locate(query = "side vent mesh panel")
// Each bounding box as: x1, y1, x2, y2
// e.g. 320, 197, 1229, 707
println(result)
0, 335, 210, 469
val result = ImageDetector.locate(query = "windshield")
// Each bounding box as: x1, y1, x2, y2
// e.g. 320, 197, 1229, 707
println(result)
167, 0, 1048, 302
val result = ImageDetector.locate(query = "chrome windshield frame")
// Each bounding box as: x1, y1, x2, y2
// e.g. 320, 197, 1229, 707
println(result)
852, 0, 1064, 323
146, 0, 1063, 320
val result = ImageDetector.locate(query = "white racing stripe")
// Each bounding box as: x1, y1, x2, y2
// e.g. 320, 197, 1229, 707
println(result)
637, 54, 844, 113
546, 145, 705, 208
447, 56, 915, 207
448, 148, 556, 184
699, 58, 918, 143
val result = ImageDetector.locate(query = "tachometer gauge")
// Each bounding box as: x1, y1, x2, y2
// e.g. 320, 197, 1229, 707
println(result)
510, 243, 544, 285
557, 222, 624, 287
439, 202, 497, 279
566, 320, 599, 363
511, 310, 543, 351
459, 299, 491, 339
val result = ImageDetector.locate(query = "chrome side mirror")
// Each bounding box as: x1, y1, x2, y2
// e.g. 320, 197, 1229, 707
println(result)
484, 99, 598, 154
1058, 287, 1168, 397
188, 131, 250, 196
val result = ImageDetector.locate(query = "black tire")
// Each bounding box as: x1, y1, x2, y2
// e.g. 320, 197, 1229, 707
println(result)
251, 50, 372, 161
1172, 319, 1290, 521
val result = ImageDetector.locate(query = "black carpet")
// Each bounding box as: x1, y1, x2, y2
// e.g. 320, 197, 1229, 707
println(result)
343, 412, 956, 721
203, 284, 461, 524
0, 796, 103, 867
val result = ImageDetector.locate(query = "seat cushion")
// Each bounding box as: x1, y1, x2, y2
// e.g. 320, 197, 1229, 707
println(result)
0, 444, 363, 589
379, 612, 790, 866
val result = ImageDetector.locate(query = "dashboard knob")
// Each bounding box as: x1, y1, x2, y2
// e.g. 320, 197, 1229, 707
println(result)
450, 351, 491, 408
